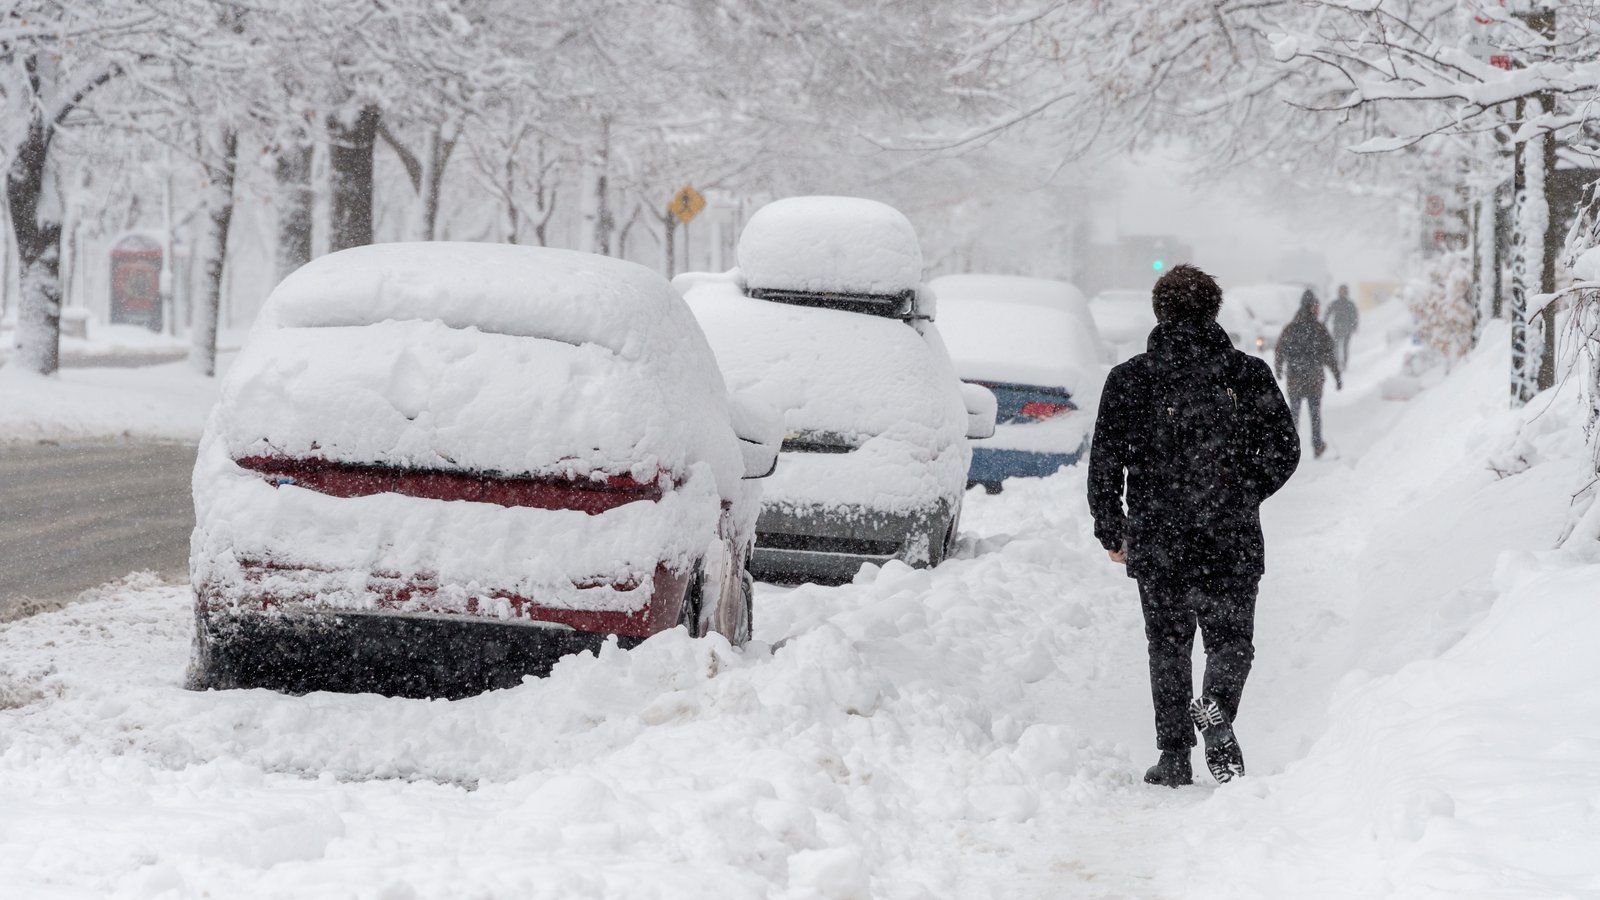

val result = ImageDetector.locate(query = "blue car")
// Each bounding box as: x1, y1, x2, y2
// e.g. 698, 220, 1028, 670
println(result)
929, 275, 1109, 493
964, 381, 1086, 492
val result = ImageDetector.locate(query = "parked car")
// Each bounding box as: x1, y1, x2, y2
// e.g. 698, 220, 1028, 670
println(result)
1088, 288, 1158, 363
187, 243, 781, 699
930, 274, 1108, 493
1224, 282, 1307, 351
678, 196, 995, 584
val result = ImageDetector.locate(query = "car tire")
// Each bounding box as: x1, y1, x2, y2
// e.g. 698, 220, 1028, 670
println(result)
930, 507, 961, 567
733, 567, 754, 646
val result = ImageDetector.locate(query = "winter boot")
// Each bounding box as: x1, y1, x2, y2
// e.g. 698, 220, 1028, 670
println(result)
1189, 695, 1246, 783
1142, 750, 1192, 788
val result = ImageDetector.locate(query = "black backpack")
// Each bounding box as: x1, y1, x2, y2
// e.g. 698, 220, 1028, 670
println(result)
1150, 354, 1250, 526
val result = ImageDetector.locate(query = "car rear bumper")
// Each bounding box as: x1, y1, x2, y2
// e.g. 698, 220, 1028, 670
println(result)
967, 445, 1084, 489
750, 501, 952, 582
187, 607, 643, 699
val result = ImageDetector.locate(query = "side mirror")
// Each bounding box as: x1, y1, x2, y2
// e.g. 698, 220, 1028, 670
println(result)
960, 383, 997, 440
728, 390, 783, 479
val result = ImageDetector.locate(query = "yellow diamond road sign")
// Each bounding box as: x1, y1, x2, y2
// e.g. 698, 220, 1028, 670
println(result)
669, 185, 706, 225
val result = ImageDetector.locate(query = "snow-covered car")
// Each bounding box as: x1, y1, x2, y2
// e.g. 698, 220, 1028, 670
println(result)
678, 196, 995, 583
930, 274, 1107, 492
187, 243, 781, 698
1088, 288, 1158, 363
1225, 282, 1307, 351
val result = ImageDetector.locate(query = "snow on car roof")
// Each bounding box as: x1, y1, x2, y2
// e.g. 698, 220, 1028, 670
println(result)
682, 279, 963, 445
935, 298, 1102, 395
263, 242, 693, 360
737, 196, 923, 297
929, 273, 1091, 315
216, 243, 739, 488
1225, 283, 1306, 326
1088, 293, 1158, 348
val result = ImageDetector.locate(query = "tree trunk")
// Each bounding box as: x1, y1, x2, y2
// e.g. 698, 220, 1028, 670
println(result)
661, 212, 677, 277
191, 130, 238, 378
327, 105, 380, 252
6, 108, 62, 376
593, 118, 614, 255
275, 141, 315, 281
423, 128, 457, 241
1536, 90, 1560, 393
1475, 192, 1496, 342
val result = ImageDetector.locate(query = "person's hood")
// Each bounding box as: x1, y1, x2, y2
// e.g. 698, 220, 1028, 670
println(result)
1146, 319, 1233, 361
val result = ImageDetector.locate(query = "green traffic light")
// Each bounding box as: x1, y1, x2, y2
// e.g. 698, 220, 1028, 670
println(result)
1152, 259, 1164, 271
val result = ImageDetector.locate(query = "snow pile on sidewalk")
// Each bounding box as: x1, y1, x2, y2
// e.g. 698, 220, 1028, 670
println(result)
1176, 320, 1600, 900
0, 479, 1160, 899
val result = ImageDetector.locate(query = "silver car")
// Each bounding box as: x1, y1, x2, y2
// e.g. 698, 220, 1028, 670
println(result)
678, 196, 994, 583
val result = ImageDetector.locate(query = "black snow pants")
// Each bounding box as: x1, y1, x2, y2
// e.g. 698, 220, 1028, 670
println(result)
1137, 574, 1259, 751
1288, 391, 1325, 454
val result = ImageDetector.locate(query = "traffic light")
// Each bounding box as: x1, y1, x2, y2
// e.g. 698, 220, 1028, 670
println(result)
1152, 258, 1165, 272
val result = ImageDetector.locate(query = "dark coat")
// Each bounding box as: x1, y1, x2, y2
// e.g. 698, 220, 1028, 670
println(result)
1325, 297, 1359, 337
1088, 320, 1300, 580
1275, 310, 1341, 397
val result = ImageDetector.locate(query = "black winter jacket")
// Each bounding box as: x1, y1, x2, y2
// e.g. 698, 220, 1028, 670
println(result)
1275, 311, 1341, 397
1088, 320, 1300, 580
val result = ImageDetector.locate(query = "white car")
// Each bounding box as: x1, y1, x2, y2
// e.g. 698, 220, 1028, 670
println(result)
930, 275, 1109, 491
188, 243, 780, 698
1225, 282, 1308, 351
1088, 288, 1158, 363
678, 196, 995, 583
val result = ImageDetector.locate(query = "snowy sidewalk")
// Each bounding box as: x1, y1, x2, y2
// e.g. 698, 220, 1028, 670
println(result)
1, 318, 1596, 899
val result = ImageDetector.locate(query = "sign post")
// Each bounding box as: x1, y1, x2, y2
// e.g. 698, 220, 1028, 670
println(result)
668, 185, 706, 275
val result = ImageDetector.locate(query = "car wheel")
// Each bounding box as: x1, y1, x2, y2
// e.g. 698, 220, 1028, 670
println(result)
930, 506, 961, 567
733, 568, 754, 646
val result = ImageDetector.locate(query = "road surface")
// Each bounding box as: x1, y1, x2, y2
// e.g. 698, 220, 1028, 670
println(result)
0, 441, 195, 619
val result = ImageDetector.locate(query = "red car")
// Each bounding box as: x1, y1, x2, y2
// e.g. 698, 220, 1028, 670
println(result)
187, 243, 779, 698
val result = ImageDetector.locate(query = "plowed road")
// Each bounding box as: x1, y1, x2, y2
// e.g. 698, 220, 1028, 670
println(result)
0, 442, 195, 618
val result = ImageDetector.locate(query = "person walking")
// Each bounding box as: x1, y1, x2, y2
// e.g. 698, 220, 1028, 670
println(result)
1088, 264, 1300, 787
1275, 290, 1342, 459
1324, 284, 1360, 370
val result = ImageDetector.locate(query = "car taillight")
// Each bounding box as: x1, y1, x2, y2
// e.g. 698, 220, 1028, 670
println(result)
1020, 402, 1072, 420
235, 456, 665, 515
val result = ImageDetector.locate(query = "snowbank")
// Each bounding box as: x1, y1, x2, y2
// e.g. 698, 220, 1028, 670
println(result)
1173, 319, 1600, 899
737, 197, 923, 297
0, 361, 221, 443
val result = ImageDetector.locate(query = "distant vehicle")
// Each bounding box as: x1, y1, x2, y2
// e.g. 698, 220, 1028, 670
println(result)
1089, 288, 1158, 363
188, 243, 781, 699
1225, 283, 1307, 352
931, 275, 1109, 492
679, 196, 995, 583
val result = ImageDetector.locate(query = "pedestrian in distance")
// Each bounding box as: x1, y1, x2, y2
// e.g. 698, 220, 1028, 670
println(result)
1324, 284, 1360, 370
1275, 290, 1342, 459
1087, 264, 1301, 788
